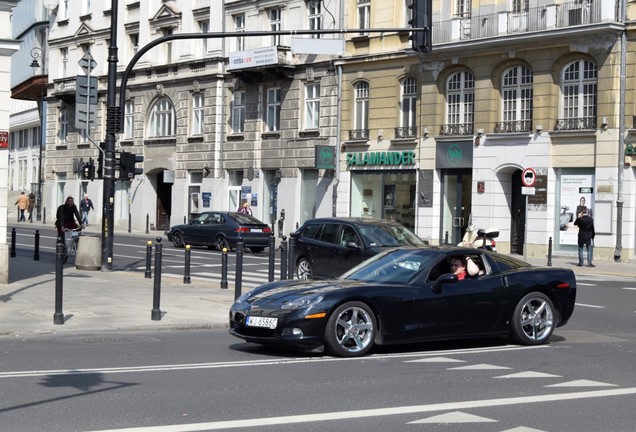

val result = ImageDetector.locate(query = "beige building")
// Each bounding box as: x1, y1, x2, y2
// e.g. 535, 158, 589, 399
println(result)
337, 0, 636, 261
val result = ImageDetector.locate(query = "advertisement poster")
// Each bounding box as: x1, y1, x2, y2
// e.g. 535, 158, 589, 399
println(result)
559, 174, 594, 245
202, 192, 211, 208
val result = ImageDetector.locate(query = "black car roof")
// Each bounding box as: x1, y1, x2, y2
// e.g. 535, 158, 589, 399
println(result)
298, 217, 407, 227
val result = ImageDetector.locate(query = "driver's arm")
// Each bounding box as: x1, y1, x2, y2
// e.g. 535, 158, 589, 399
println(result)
466, 256, 480, 277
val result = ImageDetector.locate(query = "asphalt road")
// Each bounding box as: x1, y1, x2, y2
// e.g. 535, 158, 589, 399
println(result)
1, 274, 635, 431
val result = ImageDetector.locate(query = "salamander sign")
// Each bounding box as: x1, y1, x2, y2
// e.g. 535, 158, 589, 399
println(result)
346, 150, 416, 166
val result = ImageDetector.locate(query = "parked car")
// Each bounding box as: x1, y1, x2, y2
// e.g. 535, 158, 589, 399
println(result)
229, 246, 577, 357
165, 211, 272, 253
292, 217, 425, 279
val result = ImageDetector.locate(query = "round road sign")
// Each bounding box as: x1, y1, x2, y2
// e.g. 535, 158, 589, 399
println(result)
521, 167, 536, 187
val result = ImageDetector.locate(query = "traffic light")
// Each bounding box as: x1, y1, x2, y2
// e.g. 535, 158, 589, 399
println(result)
118, 151, 144, 179
408, 0, 432, 53
81, 158, 95, 181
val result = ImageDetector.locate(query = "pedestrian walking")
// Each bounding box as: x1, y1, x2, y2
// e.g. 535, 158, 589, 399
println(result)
27, 192, 36, 223
574, 208, 595, 267
14, 191, 29, 222
80, 193, 95, 226
237, 201, 252, 215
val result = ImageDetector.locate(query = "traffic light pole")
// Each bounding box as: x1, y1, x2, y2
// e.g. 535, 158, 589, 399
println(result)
102, 0, 120, 270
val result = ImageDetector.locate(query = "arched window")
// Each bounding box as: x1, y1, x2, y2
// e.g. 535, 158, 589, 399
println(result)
398, 77, 417, 138
350, 81, 369, 140
443, 71, 474, 135
497, 65, 533, 133
557, 59, 597, 130
148, 96, 176, 137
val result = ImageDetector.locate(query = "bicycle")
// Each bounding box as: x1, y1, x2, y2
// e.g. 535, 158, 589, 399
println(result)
63, 228, 82, 263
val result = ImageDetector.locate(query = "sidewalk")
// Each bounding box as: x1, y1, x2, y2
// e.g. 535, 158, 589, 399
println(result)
2, 220, 634, 337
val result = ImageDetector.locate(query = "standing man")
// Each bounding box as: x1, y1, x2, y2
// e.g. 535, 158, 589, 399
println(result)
27, 192, 36, 223
80, 193, 95, 226
574, 208, 595, 267
14, 191, 29, 222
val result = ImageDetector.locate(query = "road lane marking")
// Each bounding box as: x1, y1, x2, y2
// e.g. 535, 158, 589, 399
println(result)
495, 372, 562, 379
546, 379, 617, 388
87, 387, 636, 431
448, 364, 512, 370
408, 411, 497, 424
0, 345, 544, 379
623, 288, 636, 291
575, 303, 605, 308
576, 282, 596, 286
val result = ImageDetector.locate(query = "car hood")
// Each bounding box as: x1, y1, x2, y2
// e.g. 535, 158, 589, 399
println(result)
243, 279, 364, 304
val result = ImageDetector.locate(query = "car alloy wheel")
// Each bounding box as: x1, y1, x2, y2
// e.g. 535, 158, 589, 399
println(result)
296, 257, 312, 279
324, 301, 376, 357
511, 292, 555, 345
172, 232, 184, 248
216, 235, 230, 252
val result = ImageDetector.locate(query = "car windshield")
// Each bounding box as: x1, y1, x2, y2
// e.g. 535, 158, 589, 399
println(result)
231, 213, 265, 225
342, 248, 435, 284
357, 224, 424, 247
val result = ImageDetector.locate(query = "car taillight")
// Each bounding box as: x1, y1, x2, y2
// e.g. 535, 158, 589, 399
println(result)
263, 227, 272, 233
557, 282, 570, 289
235, 227, 250, 233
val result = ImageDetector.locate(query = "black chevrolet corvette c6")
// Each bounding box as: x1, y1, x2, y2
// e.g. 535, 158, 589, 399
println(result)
228, 246, 577, 357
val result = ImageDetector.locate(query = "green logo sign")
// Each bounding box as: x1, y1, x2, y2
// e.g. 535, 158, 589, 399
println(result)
315, 145, 336, 169
346, 151, 416, 166
447, 144, 462, 166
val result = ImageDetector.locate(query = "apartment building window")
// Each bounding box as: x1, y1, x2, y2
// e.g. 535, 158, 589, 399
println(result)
443, 71, 474, 135
199, 20, 209, 57
124, 101, 134, 140
129, 33, 139, 56
497, 66, 533, 133
358, 0, 370, 31
235, 14, 245, 51
59, 108, 68, 144
231, 91, 246, 133
83, 0, 91, 15
557, 59, 597, 130
191, 93, 204, 136
266, 88, 282, 132
60, 47, 68, 77
269, 8, 282, 46
305, 83, 320, 130
512, 0, 529, 13
162, 28, 173, 63
308, 0, 322, 38
59, 0, 69, 20
398, 77, 417, 138
455, 0, 470, 18
350, 81, 369, 140
148, 97, 175, 137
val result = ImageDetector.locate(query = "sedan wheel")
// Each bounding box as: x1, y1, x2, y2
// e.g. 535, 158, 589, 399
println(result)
324, 301, 376, 357
216, 236, 230, 252
511, 292, 556, 345
172, 232, 185, 248
296, 257, 313, 280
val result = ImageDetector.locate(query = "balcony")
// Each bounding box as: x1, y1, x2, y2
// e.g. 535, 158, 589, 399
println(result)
494, 120, 532, 133
554, 117, 597, 131
348, 129, 370, 141
440, 123, 474, 136
394, 126, 418, 139
432, 1, 604, 44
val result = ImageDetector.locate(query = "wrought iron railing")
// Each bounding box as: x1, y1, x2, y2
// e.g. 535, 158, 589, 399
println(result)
348, 129, 369, 140
394, 126, 418, 139
554, 117, 597, 131
440, 123, 474, 136
494, 120, 533, 133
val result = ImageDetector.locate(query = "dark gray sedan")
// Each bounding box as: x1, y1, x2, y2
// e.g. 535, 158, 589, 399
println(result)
165, 211, 272, 252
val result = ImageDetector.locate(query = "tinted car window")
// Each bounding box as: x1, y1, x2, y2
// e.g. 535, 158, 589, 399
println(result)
340, 226, 360, 246
317, 223, 340, 244
343, 249, 436, 284
489, 253, 531, 273
231, 213, 266, 225
358, 224, 423, 247
300, 223, 321, 239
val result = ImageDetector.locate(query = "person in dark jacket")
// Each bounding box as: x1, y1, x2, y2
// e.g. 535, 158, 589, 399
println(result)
574, 208, 595, 267
55, 196, 83, 237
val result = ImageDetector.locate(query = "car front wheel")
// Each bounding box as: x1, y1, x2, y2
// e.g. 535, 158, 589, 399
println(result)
216, 235, 230, 252
296, 257, 313, 279
324, 301, 376, 357
511, 292, 556, 345
172, 232, 184, 248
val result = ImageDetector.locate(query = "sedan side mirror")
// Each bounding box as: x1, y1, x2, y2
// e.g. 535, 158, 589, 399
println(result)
432, 273, 458, 294
345, 241, 361, 249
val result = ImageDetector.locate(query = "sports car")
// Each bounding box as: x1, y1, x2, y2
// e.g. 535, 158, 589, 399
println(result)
229, 246, 576, 357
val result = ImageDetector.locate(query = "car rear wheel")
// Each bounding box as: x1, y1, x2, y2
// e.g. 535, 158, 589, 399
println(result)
172, 232, 185, 248
296, 257, 313, 279
511, 292, 555, 345
216, 236, 230, 252
324, 301, 376, 357
250, 247, 264, 253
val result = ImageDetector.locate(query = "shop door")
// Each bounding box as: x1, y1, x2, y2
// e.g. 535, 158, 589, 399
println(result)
440, 170, 472, 245
156, 170, 172, 231
510, 170, 525, 255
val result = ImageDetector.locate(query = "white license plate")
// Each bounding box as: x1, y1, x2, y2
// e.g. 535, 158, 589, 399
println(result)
251, 228, 263, 233
246, 316, 278, 329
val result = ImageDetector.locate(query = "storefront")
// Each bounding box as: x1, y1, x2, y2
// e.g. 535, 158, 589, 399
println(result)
555, 169, 596, 252
347, 150, 417, 229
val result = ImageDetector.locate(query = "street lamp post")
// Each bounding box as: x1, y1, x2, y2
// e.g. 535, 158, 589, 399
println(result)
30, 47, 46, 222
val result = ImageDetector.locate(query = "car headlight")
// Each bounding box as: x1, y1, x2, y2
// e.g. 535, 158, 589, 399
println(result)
235, 290, 254, 304
281, 295, 324, 310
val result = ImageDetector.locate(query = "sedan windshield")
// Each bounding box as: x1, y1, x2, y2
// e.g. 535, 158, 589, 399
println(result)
358, 224, 424, 247
342, 248, 435, 284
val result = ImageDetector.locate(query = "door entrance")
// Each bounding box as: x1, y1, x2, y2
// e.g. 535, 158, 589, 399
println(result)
440, 170, 472, 245
156, 170, 172, 231
510, 169, 525, 255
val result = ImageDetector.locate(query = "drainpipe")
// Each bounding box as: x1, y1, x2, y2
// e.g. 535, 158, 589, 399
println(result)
614, 0, 626, 261
332, 0, 346, 217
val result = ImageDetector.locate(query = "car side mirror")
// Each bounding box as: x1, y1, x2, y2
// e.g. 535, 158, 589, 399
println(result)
432, 273, 458, 294
345, 241, 360, 249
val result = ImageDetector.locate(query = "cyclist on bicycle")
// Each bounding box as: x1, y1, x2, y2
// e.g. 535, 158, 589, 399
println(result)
55, 196, 83, 237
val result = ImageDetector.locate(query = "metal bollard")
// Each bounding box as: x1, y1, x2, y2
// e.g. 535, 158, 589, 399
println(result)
184, 215, 187, 224
10, 227, 16, 258
128, 212, 132, 233
547, 236, 553, 267
144, 241, 153, 278
146, 214, 150, 234
444, 231, 449, 245
220, 247, 228, 289
235, 238, 244, 300
280, 236, 288, 281
43, 207, 46, 224
268, 234, 275, 282
54, 236, 65, 325
183, 245, 191, 284
287, 234, 296, 280
34, 230, 40, 261
151, 237, 163, 321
